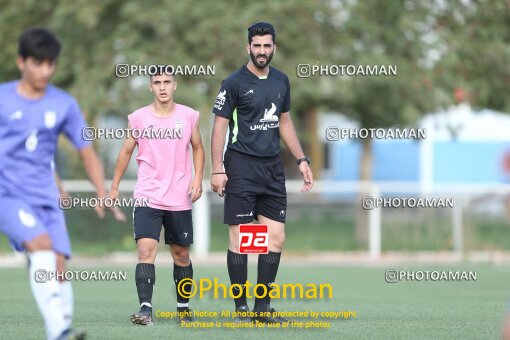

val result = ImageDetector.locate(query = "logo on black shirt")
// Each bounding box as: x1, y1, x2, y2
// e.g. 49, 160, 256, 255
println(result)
214, 89, 227, 110
261, 103, 278, 122
243, 89, 254, 96
250, 103, 279, 131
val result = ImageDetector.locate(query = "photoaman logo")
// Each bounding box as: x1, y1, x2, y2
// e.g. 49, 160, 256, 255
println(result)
239, 224, 268, 254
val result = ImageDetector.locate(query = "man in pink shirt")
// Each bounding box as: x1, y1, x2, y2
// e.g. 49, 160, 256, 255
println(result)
109, 70, 204, 326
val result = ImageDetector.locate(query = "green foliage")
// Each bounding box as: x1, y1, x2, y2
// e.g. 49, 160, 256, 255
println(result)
433, 0, 510, 112
0, 0, 508, 176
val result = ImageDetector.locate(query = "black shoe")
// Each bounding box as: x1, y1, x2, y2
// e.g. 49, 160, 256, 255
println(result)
233, 305, 252, 323
253, 307, 288, 324
177, 307, 194, 324
57, 328, 87, 340
131, 304, 153, 326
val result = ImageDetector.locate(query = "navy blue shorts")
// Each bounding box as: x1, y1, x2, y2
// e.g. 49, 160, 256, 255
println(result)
133, 207, 193, 245
223, 149, 287, 224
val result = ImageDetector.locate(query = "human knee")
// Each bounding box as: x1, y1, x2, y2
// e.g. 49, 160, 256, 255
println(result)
138, 243, 156, 262
228, 225, 240, 253
25, 234, 52, 252
270, 231, 285, 250
172, 246, 190, 266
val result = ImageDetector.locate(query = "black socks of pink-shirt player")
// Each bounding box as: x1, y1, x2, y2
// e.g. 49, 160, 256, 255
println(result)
135, 263, 155, 305
136, 262, 193, 308
174, 262, 193, 305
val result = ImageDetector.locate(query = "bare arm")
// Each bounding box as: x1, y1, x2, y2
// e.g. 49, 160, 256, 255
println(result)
110, 124, 137, 195
211, 115, 229, 173
279, 111, 305, 160
189, 122, 205, 202
54, 172, 69, 197
279, 111, 314, 192
79, 143, 127, 221
79, 145, 110, 218
79, 145, 108, 198
210, 115, 230, 196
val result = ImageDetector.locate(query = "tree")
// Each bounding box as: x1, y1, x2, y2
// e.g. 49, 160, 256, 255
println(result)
433, 0, 510, 112
313, 1, 440, 245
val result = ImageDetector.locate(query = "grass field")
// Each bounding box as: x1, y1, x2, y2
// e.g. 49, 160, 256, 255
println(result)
0, 264, 509, 339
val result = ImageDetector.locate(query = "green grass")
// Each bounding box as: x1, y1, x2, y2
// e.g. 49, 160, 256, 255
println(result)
466, 217, 510, 251
0, 264, 508, 339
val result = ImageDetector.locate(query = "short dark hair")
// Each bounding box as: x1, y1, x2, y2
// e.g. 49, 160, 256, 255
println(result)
149, 64, 175, 82
18, 28, 61, 61
248, 22, 276, 44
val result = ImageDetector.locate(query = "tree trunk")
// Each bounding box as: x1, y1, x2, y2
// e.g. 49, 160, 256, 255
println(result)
356, 137, 373, 247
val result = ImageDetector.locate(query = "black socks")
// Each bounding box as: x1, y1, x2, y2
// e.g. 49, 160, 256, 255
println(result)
254, 251, 281, 312
227, 250, 248, 309
174, 262, 193, 309
135, 263, 155, 306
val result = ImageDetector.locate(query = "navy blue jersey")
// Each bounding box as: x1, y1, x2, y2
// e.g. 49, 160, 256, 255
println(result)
212, 65, 291, 158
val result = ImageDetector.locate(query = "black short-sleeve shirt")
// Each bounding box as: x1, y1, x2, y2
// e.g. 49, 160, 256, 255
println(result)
212, 65, 291, 158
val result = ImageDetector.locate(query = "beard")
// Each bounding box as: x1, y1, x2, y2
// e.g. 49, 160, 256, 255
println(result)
249, 50, 274, 69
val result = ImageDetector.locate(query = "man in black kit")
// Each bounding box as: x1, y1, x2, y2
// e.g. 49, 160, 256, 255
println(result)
210, 22, 314, 324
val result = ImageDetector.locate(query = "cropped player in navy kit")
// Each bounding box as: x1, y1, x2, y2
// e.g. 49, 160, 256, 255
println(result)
210, 22, 314, 323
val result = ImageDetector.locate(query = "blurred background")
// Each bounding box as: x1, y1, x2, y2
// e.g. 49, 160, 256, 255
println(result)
1, 0, 509, 258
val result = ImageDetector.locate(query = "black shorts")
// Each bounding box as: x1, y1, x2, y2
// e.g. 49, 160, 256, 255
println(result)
223, 149, 287, 224
133, 207, 193, 245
